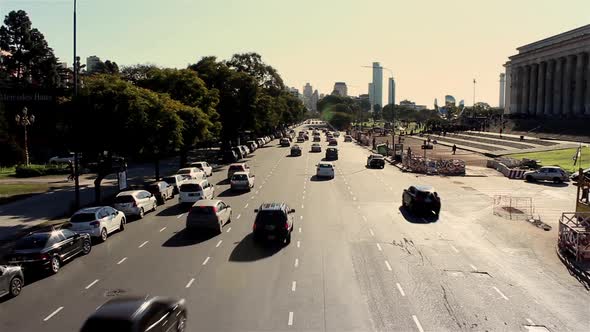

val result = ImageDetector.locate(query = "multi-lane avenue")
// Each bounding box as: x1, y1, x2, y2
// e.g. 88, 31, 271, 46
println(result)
0, 124, 588, 332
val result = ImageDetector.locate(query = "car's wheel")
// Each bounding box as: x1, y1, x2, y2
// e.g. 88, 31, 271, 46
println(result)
138, 208, 145, 219
119, 217, 126, 231
152, 203, 157, 212
525, 175, 534, 182
9, 276, 23, 297
553, 177, 562, 184
100, 228, 108, 242
82, 239, 92, 255
50, 256, 61, 274
176, 312, 187, 332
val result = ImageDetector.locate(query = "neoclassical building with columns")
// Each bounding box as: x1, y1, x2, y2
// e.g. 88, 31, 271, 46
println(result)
504, 24, 590, 117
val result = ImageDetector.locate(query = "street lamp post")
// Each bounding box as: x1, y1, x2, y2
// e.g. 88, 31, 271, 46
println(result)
15, 107, 35, 166
73, 0, 80, 208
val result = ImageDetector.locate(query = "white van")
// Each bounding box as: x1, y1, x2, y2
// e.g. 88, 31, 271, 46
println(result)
178, 179, 215, 205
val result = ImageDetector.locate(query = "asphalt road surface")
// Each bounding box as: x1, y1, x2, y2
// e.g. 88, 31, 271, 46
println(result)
0, 125, 588, 332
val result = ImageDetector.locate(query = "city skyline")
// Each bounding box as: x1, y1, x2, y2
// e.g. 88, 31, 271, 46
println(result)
1, 0, 589, 107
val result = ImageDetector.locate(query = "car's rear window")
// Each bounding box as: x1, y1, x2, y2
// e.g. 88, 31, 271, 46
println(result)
70, 213, 97, 223
319, 164, 333, 168
232, 174, 248, 181
255, 211, 287, 225
114, 195, 135, 203
229, 166, 243, 171
163, 176, 176, 184
191, 206, 216, 215
14, 234, 50, 249
81, 318, 133, 332
177, 169, 191, 174
180, 183, 202, 192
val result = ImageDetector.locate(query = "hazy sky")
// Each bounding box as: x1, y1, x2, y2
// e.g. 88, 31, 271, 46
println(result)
1, 0, 589, 107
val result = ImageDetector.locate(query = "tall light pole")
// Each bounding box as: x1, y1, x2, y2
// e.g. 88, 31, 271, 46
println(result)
73, 0, 80, 208
473, 78, 477, 106
15, 107, 35, 166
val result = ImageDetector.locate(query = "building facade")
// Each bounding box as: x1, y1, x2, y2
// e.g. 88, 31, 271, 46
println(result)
303, 83, 313, 111
388, 77, 395, 105
311, 90, 319, 112
86, 56, 101, 73
499, 73, 506, 108
372, 62, 383, 108
504, 24, 590, 117
332, 82, 348, 96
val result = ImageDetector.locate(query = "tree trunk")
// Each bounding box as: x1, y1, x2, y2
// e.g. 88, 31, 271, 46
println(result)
179, 149, 188, 169
154, 157, 160, 181
94, 176, 103, 204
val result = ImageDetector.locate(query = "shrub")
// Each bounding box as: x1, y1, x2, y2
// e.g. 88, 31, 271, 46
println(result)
15, 164, 70, 178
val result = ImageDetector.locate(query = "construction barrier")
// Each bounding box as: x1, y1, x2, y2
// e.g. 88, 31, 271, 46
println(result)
558, 212, 590, 262
493, 195, 534, 220
508, 169, 526, 179
486, 159, 527, 179
402, 154, 465, 175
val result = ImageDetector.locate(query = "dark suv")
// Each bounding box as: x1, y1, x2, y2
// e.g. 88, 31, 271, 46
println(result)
402, 185, 441, 217
252, 203, 295, 245
325, 148, 338, 160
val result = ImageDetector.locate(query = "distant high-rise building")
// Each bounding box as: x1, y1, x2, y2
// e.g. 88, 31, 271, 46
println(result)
288, 87, 300, 98
372, 62, 383, 108
311, 90, 319, 112
86, 55, 101, 73
368, 83, 375, 110
387, 77, 395, 105
303, 83, 313, 111
399, 100, 427, 111
499, 73, 506, 108
332, 82, 348, 97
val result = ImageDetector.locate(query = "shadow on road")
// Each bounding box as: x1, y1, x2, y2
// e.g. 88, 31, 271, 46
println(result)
216, 179, 230, 185
523, 180, 569, 188
229, 233, 281, 262
156, 204, 188, 217
162, 229, 217, 247
310, 175, 331, 182
217, 188, 246, 197
398, 206, 438, 224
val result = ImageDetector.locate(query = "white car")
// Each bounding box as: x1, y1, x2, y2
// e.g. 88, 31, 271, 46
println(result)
230, 172, 255, 191
186, 200, 232, 233
177, 167, 207, 180
69, 206, 126, 242
113, 190, 157, 219
316, 162, 335, 179
311, 143, 322, 152
188, 162, 213, 177
178, 179, 215, 205
48, 153, 75, 164
163, 174, 186, 194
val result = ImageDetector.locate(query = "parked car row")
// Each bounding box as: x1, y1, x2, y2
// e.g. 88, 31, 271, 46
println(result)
225, 136, 273, 162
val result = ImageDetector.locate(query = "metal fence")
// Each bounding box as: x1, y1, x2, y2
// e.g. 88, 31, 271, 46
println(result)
558, 212, 590, 262
493, 195, 534, 220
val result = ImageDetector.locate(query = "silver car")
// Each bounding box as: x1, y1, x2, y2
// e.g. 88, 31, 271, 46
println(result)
186, 200, 232, 234
0, 265, 24, 298
524, 166, 569, 183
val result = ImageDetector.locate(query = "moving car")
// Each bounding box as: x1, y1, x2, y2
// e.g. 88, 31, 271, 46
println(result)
325, 147, 338, 161
402, 185, 441, 217
146, 181, 175, 204
367, 154, 385, 169
313, 135, 321, 142
188, 161, 213, 176
252, 203, 295, 245
230, 172, 255, 191
227, 163, 250, 180
68, 206, 126, 242
113, 190, 158, 219
344, 135, 353, 142
0, 265, 24, 298
280, 138, 291, 147
524, 166, 569, 183
328, 138, 338, 146
186, 199, 232, 233
178, 179, 215, 205
296, 136, 305, 143
80, 296, 187, 332
291, 145, 302, 156
177, 167, 206, 181
48, 152, 75, 164
163, 174, 186, 194
7, 229, 91, 274
316, 162, 335, 179
333, 131, 340, 137
311, 143, 322, 152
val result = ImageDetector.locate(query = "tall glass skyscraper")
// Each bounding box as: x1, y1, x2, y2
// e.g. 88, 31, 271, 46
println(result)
388, 77, 395, 105
372, 62, 383, 109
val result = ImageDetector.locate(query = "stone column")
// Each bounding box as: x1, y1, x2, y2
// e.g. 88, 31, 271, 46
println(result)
585, 53, 590, 115
544, 60, 554, 115
511, 66, 521, 114
529, 64, 538, 114
536, 62, 545, 115
522, 65, 530, 114
553, 58, 563, 116
562, 54, 575, 116
573, 53, 585, 116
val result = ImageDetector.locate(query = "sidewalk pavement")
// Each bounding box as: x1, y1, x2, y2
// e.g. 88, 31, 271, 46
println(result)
0, 158, 180, 244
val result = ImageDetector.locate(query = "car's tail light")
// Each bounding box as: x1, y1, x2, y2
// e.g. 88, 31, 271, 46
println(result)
253, 223, 257, 231
90, 221, 100, 228
285, 222, 290, 230
36, 253, 50, 260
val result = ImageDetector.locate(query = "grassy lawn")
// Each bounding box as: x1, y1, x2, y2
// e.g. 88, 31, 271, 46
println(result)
507, 146, 590, 173
0, 166, 16, 178
0, 183, 49, 203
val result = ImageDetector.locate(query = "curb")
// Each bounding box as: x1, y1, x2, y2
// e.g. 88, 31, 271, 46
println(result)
555, 246, 590, 288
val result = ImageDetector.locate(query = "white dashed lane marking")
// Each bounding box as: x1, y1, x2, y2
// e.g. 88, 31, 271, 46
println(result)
412, 315, 425, 332
450, 245, 460, 253
159, 227, 167, 232
493, 286, 509, 300
288, 311, 294, 326
244, 203, 249, 208
117, 257, 127, 265
526, 318, 534, 325
216, 240, 222, 248
237, 214, 241, 219
376, 243, 382, 251
226, 227, 232, 233
470, 264, 478, 271
385, 260, 392, 271
291, 281, 296, 292
202, 257, 210, 265
300, 215, 303, 220
362, 216, 367, 222
298, 227, 302, 233
294, 258, 299, 268
138, 241, 149, 248
396, 283, 406, 296
297, 241, 300, 248
85, 279, 99, 290
43, 307, 64, 322
185, 278, 195, 288
369, 229, 375, 236
177, 213, 184, 219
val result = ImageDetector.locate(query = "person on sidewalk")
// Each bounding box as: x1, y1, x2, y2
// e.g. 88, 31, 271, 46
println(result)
499, 128, 503, 138
66, 161, 75, 181
452, 144, 457, 155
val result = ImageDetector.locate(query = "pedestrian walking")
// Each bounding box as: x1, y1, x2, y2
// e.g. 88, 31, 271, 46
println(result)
66, 160, 75, 181
452, 144, 457, 155
499, 128, 503, 138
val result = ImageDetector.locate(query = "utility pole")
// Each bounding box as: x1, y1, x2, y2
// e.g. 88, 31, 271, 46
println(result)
473, 78, 477, 107
73, 0, 80, 209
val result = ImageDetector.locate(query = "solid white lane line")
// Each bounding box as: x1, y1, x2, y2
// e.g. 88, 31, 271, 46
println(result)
294, 258, 299, 267
301, 204, 304, 209
288, 311, 294, 326
369, 228, 375, 236
412, 315, 425, 332
202, 257, 210, 265
216, 240, 223, 248
244, 203, 249, 208
43, 306, 64, 321
226, 227, 232, 233
139, 241, 149, 248
237, 214, 241, 219
185, 278, 195, 288
300, 215, 303, 220
385, 260, 392, 271
526, 318, 534, 325
159, 227, 167, 232
302, 195, 305, 200
256, 190, 259, 194
177, 213, 184, 219
376, 243, 382, 251
493, 286, 509, 300
396, 283, 406, 297
450, 245, 460, 253
297, 241, 300, 248
298, 227, 302, 233
85, 279, 99, 290
117, 257, 127, 265
259, 185, 262, 189
251, 196, 255, 200
291, 281, 297, 292
362, 216, 367, 221
349, 191, 353, 195
470, 264, 478, 271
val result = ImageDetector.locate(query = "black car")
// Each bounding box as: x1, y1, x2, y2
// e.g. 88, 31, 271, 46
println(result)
7, 229, 91, 274
325, 147, 338, 160
81, 296, 187, 332
367, 154, 385, 168
253, 203, 295, 245
313, 136, 321, 142
290, 145, 302, 156
402, 185, 441, 217
146, 181, 175, 204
